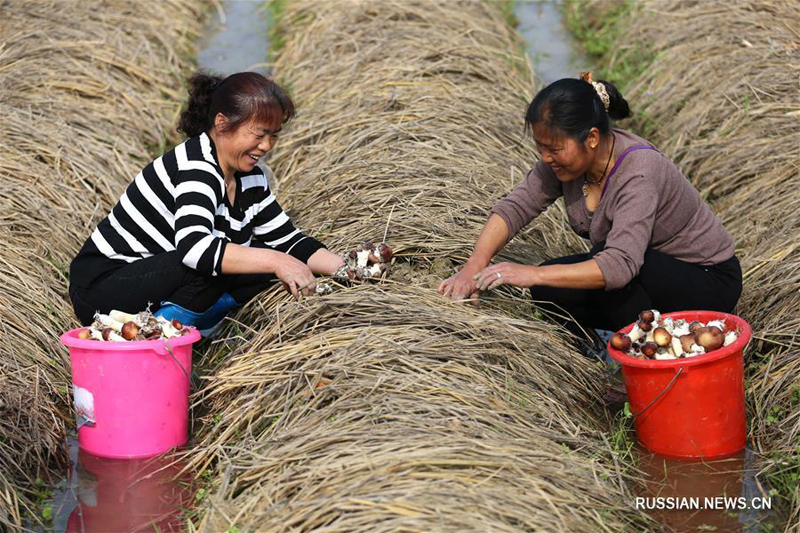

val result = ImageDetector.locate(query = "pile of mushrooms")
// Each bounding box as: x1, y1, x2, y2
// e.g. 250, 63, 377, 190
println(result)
76, 310, 190, 342
334, 241, 393, 282
609, 310, 739, 360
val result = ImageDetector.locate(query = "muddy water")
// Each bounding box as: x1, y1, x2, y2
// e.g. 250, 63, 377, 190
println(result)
196, 0, 272, 75
634, 445, 778, 532
514, 0, 589, 84
37, 437, 192, 532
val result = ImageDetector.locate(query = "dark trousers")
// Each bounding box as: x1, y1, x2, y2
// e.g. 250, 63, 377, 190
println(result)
69, 251, 275, 326
530, 244, 742, 333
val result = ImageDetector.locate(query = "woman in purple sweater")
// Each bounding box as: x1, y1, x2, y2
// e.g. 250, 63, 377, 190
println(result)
438, 74, 742, 333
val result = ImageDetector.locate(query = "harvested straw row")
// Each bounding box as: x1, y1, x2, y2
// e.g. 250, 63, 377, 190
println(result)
0, 0, 203, 528
192, 287, 651, 531
267, 0, 587, 273
570, 0, 799, 526
190, 1, 651, 530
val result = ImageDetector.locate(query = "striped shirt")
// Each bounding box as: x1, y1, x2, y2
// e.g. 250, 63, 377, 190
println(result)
70, 133, 324, 288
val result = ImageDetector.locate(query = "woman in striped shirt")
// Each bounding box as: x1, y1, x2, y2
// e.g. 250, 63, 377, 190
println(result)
69, 72, 343, 333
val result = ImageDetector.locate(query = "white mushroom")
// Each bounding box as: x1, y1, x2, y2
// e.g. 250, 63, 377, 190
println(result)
723, 331, 738, 346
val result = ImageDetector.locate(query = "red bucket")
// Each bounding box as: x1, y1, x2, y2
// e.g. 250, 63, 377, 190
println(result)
608, 311, 751, 459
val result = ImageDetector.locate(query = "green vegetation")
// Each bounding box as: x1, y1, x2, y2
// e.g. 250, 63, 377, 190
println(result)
562, 0, 654, 93
266, 0, 288, 55
492, 0, 519, 28
267, 0, 315, 58
609, 404, 636, 464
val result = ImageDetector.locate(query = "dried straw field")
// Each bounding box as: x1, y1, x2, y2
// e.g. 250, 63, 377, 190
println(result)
571, 0, 800, 527
186, 1, 652, 531
0, 0, 202, 529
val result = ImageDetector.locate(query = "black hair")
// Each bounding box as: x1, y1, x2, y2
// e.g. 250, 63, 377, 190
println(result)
177, 71, 296, 138
525, 78, 631, 141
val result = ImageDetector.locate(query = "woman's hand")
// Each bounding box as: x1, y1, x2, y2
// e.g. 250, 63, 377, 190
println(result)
474, 262, 537, 291
274, 255, 316, 299
438, 264, 482, 302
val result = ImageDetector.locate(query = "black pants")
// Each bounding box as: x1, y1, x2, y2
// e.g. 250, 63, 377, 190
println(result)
69, 251, 275, 326
530, 244, 742, 333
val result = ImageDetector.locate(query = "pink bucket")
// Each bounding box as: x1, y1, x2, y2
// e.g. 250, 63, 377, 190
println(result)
60, 327, 200, 459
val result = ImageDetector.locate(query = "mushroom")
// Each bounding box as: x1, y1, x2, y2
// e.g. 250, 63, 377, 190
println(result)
378, 243, 393, 263
641, 341, 658, 358
639, 309, 655, 324
121, 321, 139, 340
638, 320, 653, 332
679, 334, 697, 353
689, 320, 703, 334
110, 310, 139, 324
723, 331, 738, 346
670, 335, 685, 358
356, 249, 371, 267
696, 326, 724, 352
653, 327, 672, 347
628, 324, 645, 343
655, 350, 676, 360
94, 313, 125, 333
171, 319, 183, 330
610, 332, 632, 351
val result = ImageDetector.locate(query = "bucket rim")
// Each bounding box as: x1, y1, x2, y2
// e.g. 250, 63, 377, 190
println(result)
607, 310, 751, 369
60, 326, 201, 350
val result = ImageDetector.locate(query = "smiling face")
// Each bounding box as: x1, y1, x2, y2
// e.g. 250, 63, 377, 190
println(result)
213, 115, 282, 178
532, 123, 597, 183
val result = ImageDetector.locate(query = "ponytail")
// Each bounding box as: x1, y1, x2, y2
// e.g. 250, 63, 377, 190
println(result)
178, 71, 223, 138
600, 80, 631, 121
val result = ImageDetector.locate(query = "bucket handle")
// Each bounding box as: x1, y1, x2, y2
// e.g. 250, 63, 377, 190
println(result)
630, 366, 684, 418
158, 340, 191, 385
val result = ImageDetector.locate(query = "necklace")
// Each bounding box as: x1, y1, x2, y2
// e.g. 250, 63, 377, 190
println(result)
582, 133, 616, 197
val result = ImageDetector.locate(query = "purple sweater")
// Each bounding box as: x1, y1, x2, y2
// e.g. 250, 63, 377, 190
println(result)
490, 129, 735, 290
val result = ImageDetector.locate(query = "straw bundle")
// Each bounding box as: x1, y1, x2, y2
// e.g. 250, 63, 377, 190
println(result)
0, 0, 203, 527
192, 287, 651, 531
573, 0, 799, 525
188, 1, 653, 530
266, 0, 587, 272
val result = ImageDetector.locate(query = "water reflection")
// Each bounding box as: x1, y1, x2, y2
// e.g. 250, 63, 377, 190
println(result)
635, 446, 776, 532
62, 449, 191, 533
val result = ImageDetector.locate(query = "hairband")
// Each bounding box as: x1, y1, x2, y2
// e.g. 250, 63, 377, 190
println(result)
580, 71, 609, 112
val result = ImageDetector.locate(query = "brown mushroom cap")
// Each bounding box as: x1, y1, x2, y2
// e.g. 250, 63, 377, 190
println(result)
696, 326, 724, 352
653, 327, 672, 347
641, 341, 658, 358
638, 320, 653, 332
610, 332, 632, 351
121, 321, 139, 340
639, 310, 655, 323
679, 334, 697, 352
378, 243, 393, 263
77, 328, 91, 340
689, 321, 703, 334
